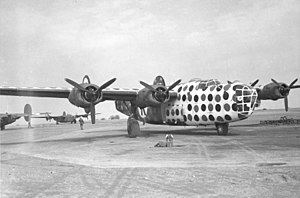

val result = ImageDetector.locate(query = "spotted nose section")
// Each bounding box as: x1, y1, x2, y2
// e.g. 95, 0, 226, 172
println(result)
234, 84, 258, 119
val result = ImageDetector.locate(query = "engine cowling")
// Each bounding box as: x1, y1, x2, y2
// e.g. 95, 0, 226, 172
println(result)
135, 86, 170, 108
258, 82, 288, 101
257, 78, 300, 112
137, 76, 181, 108
65, 75, 116, 124
68, 84, 103, 108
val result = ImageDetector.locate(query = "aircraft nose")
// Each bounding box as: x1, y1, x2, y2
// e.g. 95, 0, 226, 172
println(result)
234, 84, 258, 118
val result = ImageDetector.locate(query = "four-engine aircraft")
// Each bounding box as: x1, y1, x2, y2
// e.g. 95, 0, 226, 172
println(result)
40, 111, 100, 124
1, 104, 35, 130
0, 75, 299, 136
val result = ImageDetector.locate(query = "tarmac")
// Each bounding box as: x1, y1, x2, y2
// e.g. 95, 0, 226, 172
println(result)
1, 109, 300, 197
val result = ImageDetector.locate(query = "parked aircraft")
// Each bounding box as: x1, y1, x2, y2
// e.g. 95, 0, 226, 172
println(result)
1, 75, 299, 136
41, 111, 100, 124
1, 104, 33, 130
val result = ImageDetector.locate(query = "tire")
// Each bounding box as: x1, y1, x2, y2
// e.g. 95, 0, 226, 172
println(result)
127, 117, 140, 138
215, 123, 229, 136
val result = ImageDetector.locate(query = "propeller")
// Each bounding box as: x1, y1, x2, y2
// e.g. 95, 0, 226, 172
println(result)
65, 76, 116, 124
271, 78, 300, 111
139, 79, 181, 103
250, 79, 259, 87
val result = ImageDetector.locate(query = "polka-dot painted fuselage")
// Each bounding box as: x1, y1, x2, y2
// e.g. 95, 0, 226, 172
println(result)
165, 79, 258, 126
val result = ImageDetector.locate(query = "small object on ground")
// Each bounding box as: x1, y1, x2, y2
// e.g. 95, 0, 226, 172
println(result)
165, 133, 174, 147
154, 140, 167, 147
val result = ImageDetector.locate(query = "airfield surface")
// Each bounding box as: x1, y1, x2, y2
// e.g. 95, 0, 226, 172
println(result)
1, 109, 300, 197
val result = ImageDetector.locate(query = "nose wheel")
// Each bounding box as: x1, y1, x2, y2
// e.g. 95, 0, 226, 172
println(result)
215, 123, 229, 135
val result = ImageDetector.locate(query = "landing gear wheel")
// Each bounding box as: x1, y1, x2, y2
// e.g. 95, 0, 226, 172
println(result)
127, 117, 141, 138
215, 123, 229, 136
1, 125, 5, 130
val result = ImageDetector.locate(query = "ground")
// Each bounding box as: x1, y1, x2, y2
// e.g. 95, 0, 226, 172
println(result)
1, 109, 300, 197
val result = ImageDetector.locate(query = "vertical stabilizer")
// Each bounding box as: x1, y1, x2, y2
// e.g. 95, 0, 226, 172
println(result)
24, 104, 32, 122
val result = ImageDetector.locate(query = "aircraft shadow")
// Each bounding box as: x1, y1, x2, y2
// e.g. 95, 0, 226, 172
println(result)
2, 126, 242, 146
1, 134, 127, 146
140, 127, 240, 137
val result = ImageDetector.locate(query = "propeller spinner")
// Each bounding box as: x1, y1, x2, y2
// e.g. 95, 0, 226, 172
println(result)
271, 78, 300, 111
65, 76, 116, 124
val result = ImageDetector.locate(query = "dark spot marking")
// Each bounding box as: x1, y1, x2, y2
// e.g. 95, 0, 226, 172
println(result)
188, 114, 192, 121
183, 85, 188, 91
223, 91, 229, 100
194, 105, 199, 112
201, 94, 206, 101
215, 104, 221, 112
232, 103, 237, 111
194, 115, 199, 121
215, 94, 221, 102
194, 95, 199, 102
189, 85, 194, 92
224, 103, 230, 111
201, 104, 206, 111
225, 115, 232, 120
208, 104, 213, 111
178, 86, 182, 92
217, 116, 224, 122
188, 104, 192, 111
208, 94, 213, 101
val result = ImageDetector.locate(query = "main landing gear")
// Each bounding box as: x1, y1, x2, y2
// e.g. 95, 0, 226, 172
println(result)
127, 116, 141, 138
215, 123, 229, 136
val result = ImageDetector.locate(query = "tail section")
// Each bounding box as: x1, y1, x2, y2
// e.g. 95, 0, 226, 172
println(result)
24, 104, 32, 122
153, 75, 166, 86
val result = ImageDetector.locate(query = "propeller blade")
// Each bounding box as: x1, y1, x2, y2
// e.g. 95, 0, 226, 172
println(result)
289, 78, 298, 87
290, 85, 300, 89
284, 96, 288, 112
98, 78, 117, 91
167, 79, 181, 92
250, 79, 259, 87
140, 81, 158, 92
227, 80, 233, 84
271, 78, 280, 85
90, 103, 96, 124
65, 78, 91, 93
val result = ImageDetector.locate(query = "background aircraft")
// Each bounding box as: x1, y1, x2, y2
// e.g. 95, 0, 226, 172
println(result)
0, 104, 35, 130
40, 111, 100, 124
0, 75, 299, 136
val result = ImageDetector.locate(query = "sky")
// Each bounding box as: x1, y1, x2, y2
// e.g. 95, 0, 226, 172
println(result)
0, 0, 300, 125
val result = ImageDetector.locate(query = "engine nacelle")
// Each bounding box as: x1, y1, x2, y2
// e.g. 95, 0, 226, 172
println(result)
68, 84, 103, 109
258, 82, 289, 100
135, 87, 170, 108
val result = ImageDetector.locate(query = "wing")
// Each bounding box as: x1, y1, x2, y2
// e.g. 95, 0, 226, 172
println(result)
0, 86, 139, 100
75, 114, 89, 118
101, 88, 177, 101
0, 86, 177, 102
75, 113, 101, 118
0, 86, 71, 98
102, 88, 139, 101
27, 112, 61, 119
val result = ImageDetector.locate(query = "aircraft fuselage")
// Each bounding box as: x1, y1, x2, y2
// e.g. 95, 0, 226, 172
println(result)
145, 79, 258, 126
0, 114, 22, 130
